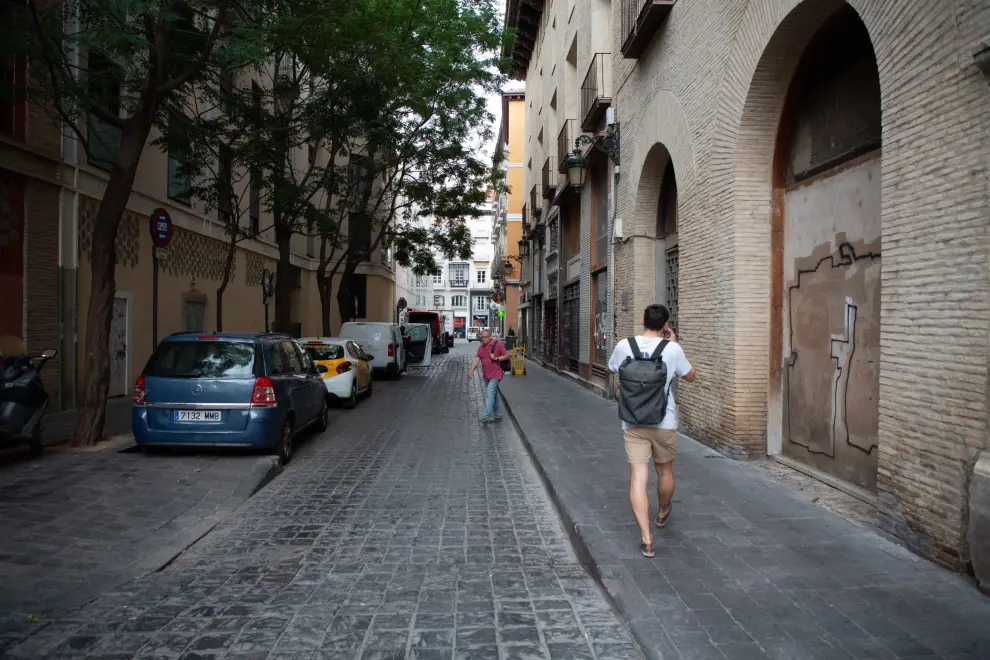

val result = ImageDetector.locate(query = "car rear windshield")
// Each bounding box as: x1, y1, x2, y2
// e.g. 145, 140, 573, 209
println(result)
305, 344, 344, 361
146, 341, 259, 379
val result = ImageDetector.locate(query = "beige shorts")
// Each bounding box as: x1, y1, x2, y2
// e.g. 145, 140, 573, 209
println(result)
623, 427, 677, 465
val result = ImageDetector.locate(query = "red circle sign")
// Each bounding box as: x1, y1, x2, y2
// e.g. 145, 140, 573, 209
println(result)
150, 208, 173, 248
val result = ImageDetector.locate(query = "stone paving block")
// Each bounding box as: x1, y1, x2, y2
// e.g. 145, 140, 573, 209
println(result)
500, 357, 990, 660
3, 347, 637, 660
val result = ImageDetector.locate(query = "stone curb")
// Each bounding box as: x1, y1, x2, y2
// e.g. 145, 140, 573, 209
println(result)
29, 455, 283, 622
497, 388, 655, 660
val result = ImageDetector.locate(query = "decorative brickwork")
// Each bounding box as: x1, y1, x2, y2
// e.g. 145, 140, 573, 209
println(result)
79, 197, 140, 269
245, 252, 265, 287
160, 227, 234, 282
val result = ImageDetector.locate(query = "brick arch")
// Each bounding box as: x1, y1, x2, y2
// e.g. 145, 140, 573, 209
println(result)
622, 90, 698, 334
627, 89, 696, 240
706, 0, 884, 454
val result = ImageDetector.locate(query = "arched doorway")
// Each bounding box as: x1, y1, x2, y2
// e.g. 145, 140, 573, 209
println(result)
772, 4, 882, 493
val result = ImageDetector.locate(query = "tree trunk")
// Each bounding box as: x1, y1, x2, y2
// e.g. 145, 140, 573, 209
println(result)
73, 112, 156, 447
317, 271, 333, 335
274, 215, 294, 334
216, 232, 237, 331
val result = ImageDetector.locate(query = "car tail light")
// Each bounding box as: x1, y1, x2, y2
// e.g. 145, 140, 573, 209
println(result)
251, 377, 276, 405
388, 343, 394, 357
336, 361, 352, 374
132, 376, 146, 405
197, 336, 220, 341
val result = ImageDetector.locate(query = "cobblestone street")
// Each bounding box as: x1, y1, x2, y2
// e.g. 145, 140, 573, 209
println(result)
3, 345, 637, 660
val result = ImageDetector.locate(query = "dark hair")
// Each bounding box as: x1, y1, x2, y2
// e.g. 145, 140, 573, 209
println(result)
643, 304, 670, 331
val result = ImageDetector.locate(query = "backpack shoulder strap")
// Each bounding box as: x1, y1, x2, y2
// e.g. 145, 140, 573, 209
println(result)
650, 339, 670, 360
626, 336, 641, 359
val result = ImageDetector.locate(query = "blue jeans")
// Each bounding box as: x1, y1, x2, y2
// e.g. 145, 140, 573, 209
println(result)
483, 378, 502, 420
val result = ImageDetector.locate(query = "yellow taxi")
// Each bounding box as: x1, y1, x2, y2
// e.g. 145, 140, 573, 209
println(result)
299, 337, 373, 408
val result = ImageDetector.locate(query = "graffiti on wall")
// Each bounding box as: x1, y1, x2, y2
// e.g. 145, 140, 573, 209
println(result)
784, 241, 881, 463
594, 308, 610, 354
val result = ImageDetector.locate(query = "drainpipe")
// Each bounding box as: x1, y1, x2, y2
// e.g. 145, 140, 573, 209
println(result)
69, 2, 81, 409
608, 161, 619, 398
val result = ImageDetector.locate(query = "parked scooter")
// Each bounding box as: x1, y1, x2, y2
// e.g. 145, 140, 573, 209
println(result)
0, 340, 57, 457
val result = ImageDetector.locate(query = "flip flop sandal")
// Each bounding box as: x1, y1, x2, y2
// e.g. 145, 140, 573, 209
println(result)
655, 505, 673, 529
640, 542, 655, 558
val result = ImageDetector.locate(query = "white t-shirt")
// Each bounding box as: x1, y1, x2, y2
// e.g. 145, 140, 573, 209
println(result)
608, 336, 693, 430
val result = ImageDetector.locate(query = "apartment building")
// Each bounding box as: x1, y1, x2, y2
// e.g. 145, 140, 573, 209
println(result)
434, 203, 494, 337
506, 0, 990, 578
492, 91, 526, 342
0, 54, 62, 405
2, 57, 398, 409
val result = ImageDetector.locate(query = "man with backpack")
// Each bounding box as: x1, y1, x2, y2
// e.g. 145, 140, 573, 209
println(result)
608, 304, 696, 558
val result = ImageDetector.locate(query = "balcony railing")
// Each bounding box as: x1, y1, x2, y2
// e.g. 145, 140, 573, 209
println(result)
581, 53, 612, 132
620, 0, 676, 59
530, 185, 542, 217
542, 157, 556, 198
557, 119, 577, 174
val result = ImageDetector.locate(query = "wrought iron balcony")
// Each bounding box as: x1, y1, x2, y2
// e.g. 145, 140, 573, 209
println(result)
530, 184, 542, 217
581, 53, 612, 132
542, 157, 556, 198
557, 119, 577, 174
620, 0, 676, 59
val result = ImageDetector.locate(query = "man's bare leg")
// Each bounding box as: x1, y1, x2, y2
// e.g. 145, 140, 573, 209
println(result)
630, 463, 652, 545
654, 460, 675, 522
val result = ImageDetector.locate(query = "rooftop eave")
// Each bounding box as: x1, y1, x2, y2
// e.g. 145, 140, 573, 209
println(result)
503, 0, 543, 80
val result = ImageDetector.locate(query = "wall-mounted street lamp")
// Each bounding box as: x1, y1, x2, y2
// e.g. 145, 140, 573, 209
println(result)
567, 121, 621, 190
566, 152, 588, 190
517, 239, 530, 258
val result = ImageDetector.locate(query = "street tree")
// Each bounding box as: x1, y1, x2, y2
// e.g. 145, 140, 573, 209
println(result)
323, 0, 506, 328
234, 0, 507, 332
2, 0, 267, 445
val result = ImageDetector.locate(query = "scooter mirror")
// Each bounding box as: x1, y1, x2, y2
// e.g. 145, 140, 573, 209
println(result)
41, 349, 57, 359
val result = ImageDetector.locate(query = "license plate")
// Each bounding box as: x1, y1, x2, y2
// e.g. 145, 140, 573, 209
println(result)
174, 410, 222, 422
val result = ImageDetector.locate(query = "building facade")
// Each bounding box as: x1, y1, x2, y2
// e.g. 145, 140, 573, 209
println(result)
0, 51, 63, 406
4, 65, 397, 411
506, 0, 990, 574
492, 92, 526, 341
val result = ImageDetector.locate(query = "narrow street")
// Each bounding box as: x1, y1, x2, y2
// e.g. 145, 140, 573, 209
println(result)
4, 344, 639, 660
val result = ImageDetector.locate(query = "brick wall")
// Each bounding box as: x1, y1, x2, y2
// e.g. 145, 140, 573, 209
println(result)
609, 0, 990, 567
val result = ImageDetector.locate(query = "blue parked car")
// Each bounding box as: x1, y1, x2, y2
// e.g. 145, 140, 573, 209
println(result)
131, 332, 329, 463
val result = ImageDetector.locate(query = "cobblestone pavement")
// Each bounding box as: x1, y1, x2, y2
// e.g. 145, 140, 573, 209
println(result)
4, 344, 638, 659
500, 359, 990, 660
0, 446, 280, 644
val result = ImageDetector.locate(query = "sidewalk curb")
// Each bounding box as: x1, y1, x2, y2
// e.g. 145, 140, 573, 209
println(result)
498, 388, 653, 660
29, 456, 283, 622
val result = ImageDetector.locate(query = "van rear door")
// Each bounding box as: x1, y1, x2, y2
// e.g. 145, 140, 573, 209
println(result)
403, 324, 433, 366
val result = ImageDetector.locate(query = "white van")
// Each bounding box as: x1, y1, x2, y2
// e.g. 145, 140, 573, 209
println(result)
338, 322, 406, 378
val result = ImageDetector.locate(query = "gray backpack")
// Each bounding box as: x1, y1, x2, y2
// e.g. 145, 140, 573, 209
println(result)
617, 337, 670, 426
